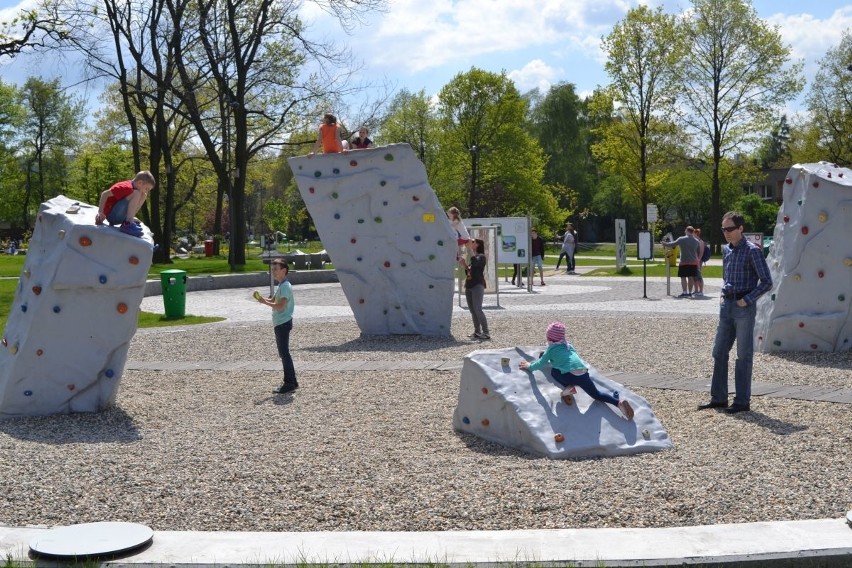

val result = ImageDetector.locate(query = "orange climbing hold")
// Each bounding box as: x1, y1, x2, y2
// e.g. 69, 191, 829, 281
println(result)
117, 303, 128, 314
129, 256, 139, 265
481, 418, 490, 426
554, 433, 565, 443
481, 387, 488, 395
32, 286, 42, 295
79, 236, 92, 246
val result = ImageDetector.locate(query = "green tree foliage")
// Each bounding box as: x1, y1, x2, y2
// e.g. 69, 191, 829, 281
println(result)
17, 76, 83, 228
735, 192, 780, 235
599, 5, 684, 228
434, 68, 561, 227
755, 115, 792, 169
262, 197, 289, 236
676, 0, 803, 251
802, 30, 852, 165
525, 82, 595, 220
379, 88, 438, 174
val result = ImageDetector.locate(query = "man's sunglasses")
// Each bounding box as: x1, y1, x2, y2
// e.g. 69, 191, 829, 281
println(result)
721, 226, 739, 233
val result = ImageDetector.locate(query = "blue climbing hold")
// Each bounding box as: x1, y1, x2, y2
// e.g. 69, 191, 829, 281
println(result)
105, 369, 115, 378
99, 275, 108, 284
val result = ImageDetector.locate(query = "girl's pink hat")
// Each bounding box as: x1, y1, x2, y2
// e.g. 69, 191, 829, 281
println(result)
546, 321, 566, 343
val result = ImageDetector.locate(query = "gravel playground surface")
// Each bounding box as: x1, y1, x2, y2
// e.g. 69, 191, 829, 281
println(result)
1, 276, 850, 533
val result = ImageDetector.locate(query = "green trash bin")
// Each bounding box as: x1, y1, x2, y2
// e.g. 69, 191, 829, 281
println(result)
160, 269, 187, 318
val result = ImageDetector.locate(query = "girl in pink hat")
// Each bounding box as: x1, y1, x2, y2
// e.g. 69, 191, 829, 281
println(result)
519, 321, 634, 419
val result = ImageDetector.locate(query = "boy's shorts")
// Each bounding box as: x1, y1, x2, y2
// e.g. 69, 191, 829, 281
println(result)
106, 197, 129, 225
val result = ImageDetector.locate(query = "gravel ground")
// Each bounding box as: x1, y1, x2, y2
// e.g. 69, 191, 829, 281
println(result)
2, 309, 850, 533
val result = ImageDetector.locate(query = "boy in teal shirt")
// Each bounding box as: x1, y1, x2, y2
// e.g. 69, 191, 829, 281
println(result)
255, 260, 297, 394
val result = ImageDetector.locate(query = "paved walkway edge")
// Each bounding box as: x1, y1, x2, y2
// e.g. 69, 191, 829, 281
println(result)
2, 518, 851, 567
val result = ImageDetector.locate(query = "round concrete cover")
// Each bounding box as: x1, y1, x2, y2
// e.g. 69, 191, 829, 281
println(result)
29, 522, 153, 558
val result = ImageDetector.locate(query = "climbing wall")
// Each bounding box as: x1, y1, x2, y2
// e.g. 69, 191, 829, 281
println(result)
755, 162, 852, 352
0, 195, 154, 418
452, 348, 672, 458
288, 144, 456, 336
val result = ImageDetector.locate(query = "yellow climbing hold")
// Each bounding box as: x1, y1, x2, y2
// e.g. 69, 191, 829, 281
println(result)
422, 213, 435, 223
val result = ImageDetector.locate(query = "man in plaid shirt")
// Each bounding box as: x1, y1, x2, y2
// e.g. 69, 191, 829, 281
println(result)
698, 211, 772, 414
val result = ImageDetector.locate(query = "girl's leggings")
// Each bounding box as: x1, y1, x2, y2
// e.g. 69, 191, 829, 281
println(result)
550, 369, 619, 406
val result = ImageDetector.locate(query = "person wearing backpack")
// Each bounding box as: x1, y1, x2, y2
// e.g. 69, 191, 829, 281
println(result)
694, 228, 710, 297
662, 226, 701, 297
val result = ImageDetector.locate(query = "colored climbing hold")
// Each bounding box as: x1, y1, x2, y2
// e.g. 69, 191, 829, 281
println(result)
384, 153, 394, 161
9, 344, 17, 354
428, 254, 435, 260
414, 235, 421, 241
771, 293, 776, 301
68, 384, 75, 391
783, 215, 789, 223
350, 160, 358, 167
79, 236, 92, 246
793, 274, 800, 281
642, 429, 651, 440
773, 340, 781, 346
811, 344, 818, 350
334, 213, 340, 219
129, 256, 139, 265
812, 181, 819, 188
437, 240, 443, 246
401, 262, 407, 267
840, 295, 846, 302
32, 286, 41, 295
554, 433, 565, 443
818, 271, 824, 278
21, 305, 27, 313
462, 416, 470, 424
23, 269, 30, 278
374, 217, 382, 223
309, 187, 315, 193
332, 192, 338, 199
481, 418, 490, 426
481, 387, 488, 395
24, 390, 32, 397
58, 230, 65, 239
428, 284, 434, 289
357, 256, 362, 261
380, 180, 386, 186
844, 258, 852, 267
412, 195, 420, 202
357, 218, 364, 223
333, 168, 340, 174
314, 171, 322, 177
383, 201, 388, 206
418, 310, 423, 315
351, 238, 357, 244
801, 226, 809, 235
785, 177, 792, 184
117, 303, 128, 314
36, 349, 43, 356
798, 322, 805, 328
818, 212, 828, 222
99, 275, 108, 284
53, 306, 61, 313
359, 299, 365, 304
105, 369, 115, 378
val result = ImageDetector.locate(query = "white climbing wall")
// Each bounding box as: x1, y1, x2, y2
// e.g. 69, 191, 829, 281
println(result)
755, 162, 852, 352
0, 195, 154, 418
288, 144, 457, 336
452, 347, 672, 458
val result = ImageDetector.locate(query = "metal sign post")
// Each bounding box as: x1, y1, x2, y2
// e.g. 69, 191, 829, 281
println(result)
637, 230, 653, 298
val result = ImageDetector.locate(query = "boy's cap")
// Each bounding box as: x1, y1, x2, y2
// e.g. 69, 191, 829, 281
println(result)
546, 321, 566, 343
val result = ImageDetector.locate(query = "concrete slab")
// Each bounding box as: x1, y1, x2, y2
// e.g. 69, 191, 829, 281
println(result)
2, 519, 851, 567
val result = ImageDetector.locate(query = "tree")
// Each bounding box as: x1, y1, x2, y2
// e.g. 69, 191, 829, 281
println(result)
434, 68, 561, 226
379, 89, 438, 172
803, 30, 852, 165
735, 192, 779, 235
17, 76, 84, 229
599, 5, 684, 229
525, 82, 596, 219
755, 115, 792, 169
676, 0, 803, 252
0, 6, 66, 58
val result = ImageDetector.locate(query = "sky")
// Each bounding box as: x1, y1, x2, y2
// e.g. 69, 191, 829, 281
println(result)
1, 0, 851, 120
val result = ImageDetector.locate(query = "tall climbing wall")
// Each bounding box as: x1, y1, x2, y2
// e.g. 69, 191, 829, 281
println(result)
755, 162, 852, 352
0, 195, 154, 418
288, 144, 456, 336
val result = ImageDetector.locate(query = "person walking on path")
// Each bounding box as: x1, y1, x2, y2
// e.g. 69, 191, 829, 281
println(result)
698, 212, 772, 414
662, 226, 700, 297
530, 228, 546, 286
255, 260, 298, 394
458, 238, 490, 340
556, 223, 576, 274
519, 321, 634, 420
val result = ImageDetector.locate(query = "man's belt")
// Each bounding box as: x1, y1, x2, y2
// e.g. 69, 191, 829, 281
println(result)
723, 290, 751, 300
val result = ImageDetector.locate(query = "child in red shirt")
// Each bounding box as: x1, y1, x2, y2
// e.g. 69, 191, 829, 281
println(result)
95, 170, 156, 237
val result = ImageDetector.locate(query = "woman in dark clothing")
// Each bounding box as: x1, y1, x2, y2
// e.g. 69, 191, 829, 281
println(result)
458, 238, 490, 340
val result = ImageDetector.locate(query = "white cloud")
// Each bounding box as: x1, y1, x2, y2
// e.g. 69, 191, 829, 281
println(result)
508, 59, 561, 93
